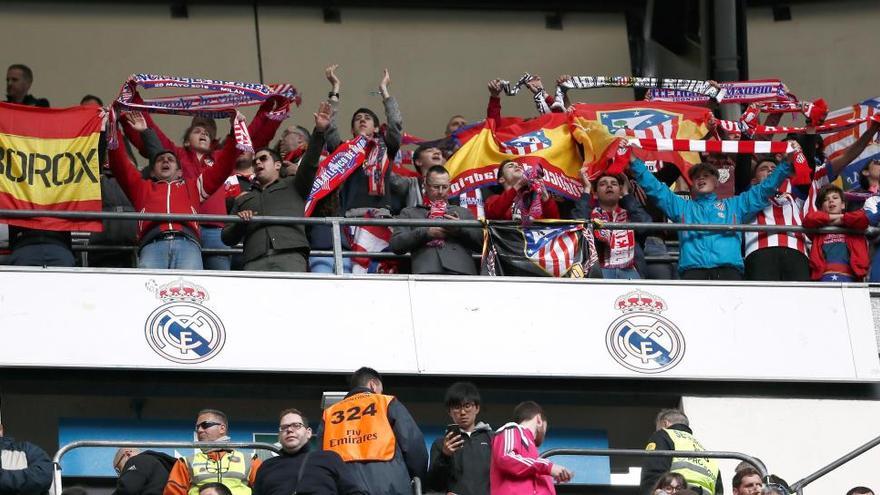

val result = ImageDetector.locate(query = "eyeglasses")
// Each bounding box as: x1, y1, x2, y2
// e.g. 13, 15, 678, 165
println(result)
661, 485, 682, 493
450, 402, 476, 412
278, 422, 307, 432
195, 421, 223, 431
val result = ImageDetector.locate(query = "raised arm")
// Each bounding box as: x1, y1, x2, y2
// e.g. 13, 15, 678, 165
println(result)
487, 79, 502, 122
733, 149, 794, 219
323, 64, 343, 152
829, 120, 880, 178
380, 68, 403, 152
628, 157, 686, 222
197, 112, 243, 200
294, 101, 331, 197
108, 127, 147, 205
247, 97, 287, 149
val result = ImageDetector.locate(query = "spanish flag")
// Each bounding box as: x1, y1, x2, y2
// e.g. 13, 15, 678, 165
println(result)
0, 103, 103, 231
570, 102, 712, 179
445, 113, 584, 200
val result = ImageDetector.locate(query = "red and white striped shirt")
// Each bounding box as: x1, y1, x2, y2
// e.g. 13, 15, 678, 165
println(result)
744, 190, 809, 258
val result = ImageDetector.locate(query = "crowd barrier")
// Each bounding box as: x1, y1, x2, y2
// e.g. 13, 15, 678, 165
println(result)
1, 208, 875, 276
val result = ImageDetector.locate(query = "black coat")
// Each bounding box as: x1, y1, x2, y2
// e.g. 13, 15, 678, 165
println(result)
252, 445, 367, 495
0, 436, 53, 495
426, 422, 492, 495
114, 450, 176, 495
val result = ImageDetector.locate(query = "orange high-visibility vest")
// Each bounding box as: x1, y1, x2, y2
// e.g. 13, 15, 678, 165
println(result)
322, 392, 396, 462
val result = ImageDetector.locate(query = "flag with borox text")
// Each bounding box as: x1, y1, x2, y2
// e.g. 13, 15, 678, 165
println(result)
570, 102, 712, 180
444, 113, 584, 201
0, 103, 103, 231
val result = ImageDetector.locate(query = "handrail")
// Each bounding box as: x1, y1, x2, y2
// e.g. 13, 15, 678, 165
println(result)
52, 440, 282, 495
539, 447, 769, 479
789, 433, 880, 493
0, 208, 875, 235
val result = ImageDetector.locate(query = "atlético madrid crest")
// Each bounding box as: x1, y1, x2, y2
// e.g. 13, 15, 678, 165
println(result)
605, 290, 685, 374
144, 279, 226, 364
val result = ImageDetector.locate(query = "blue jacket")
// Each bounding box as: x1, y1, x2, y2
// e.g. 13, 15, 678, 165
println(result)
629, 158, 792, 273
0, 436, 53, 495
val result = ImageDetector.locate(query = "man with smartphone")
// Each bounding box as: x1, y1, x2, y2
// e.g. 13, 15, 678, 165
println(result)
426, 382, 493, 495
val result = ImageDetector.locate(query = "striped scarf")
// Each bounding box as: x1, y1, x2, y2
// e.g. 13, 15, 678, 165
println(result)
424, 198, 448, 247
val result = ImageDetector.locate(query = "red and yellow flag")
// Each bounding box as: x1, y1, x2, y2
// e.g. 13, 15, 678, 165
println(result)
0, 103, 103, 231
570, 102, 712, 179
445, 113, 583, 200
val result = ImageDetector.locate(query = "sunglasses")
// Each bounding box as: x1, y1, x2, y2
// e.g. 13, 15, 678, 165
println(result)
195, 421, 223, 431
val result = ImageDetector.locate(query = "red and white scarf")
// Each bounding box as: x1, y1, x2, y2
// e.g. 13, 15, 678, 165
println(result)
514, 165, 546, 225
425, 198, 448, 248
364, 136, 390, 196
592, 206, 636, 269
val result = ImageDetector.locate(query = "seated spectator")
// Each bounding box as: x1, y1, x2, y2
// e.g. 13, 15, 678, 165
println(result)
485, 161, 559, 221
221, 102, 328, 272
803, 185, 870, 282
318, 367, 427, 495
0, 420, 53, 495
109, 112, 241, 270
573, 172, 651, 279
732, 467, 763, 495
112, 447, 176, 495
743, 158, 810, 281
427, 382, 492, 495
5, 64, 48, 107
651, 472, 688, 495
122, 97, 284, 272
390, 166, 482, 275
252, 408, 366, 495
164, 409, 260, 495
628, 144, 795, 280
847, 487, 875, 495
491, 401, 572, 495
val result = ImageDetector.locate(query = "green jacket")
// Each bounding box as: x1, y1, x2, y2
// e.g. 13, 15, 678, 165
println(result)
222, 129, 323, 263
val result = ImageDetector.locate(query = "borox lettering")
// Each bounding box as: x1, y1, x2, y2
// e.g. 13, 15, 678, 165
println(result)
0, 147, 98, 187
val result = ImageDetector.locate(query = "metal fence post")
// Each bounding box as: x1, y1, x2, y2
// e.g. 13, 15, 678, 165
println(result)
331, 220, 344, 276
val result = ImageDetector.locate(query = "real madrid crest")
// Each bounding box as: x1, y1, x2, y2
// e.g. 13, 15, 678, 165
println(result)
605, 290, 685, 374
144, 279, 226, 364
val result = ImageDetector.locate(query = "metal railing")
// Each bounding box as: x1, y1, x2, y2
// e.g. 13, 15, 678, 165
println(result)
52, 440, 422, 495
789, 433, 880, 495
52, 440, 282, 495
539, 447, 769, 479
1, 208, 876, 276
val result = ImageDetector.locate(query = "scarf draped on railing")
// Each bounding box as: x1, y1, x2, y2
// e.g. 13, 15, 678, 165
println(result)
109, 73, 301, 152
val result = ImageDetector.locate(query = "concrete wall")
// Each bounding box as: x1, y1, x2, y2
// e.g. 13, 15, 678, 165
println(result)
0, 3, 630, 142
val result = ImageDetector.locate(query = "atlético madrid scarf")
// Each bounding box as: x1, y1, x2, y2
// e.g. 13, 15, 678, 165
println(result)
553, 76, 724, 110
304, 135, 376, 216
109, 74, 301, 152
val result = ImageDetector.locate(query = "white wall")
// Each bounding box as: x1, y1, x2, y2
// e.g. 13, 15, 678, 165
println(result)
684, 396, 880, 495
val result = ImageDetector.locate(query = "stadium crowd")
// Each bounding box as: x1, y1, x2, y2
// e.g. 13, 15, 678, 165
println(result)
4, 63, 880, 282
1, 368, 875, 495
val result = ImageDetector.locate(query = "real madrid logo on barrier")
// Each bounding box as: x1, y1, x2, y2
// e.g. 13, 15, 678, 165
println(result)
605, 290, 685, 374
144, 279, 225, 364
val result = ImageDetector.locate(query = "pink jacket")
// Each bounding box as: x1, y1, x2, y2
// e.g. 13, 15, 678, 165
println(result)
490, 423, 556, 495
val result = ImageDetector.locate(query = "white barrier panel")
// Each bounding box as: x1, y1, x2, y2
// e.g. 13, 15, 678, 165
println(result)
0, 268, 878, 382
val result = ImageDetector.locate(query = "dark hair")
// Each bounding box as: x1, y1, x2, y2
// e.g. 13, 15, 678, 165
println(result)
651, 472, 688, 494
444, 382, 481, 409
350, 108, 379, 131
197, 409, 228, 427
513, 401, 545, 424
752, 158, 777, 178
593, 172, 625, 189
7, 64, 33, 81
255, 146, 282, 163
425, 165, 449, 179
733, 467, 762, 488
182, 123, 214, 147
847, 487, 874, 495
80, 94, 104, 106
413, 143, 439, 164
199, 482, 233, 495
149, 150, 179, 173
350, 367, 382, 389
496, 160, 518, 181
60, 487, 89, 495
815, 184, 844, 209
687, 162, 720, 181
278, 407, 309, 427
858, 160, 880, 190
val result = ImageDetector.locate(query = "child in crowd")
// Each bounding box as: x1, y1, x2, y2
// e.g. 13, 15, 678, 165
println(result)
803, 184, 870, 282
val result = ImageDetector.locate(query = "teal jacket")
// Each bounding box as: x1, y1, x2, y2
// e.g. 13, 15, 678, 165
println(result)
629, 158, 792, 273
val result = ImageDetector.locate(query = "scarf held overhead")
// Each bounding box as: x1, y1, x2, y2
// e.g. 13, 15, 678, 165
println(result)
110, 73, 301, 152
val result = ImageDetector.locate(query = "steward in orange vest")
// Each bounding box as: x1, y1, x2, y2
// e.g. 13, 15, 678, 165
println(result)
318, 367, 428, 495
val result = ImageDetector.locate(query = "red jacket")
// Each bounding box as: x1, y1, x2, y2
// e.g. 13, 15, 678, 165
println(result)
109, 129, 237, 245
802, 210, 869, 280
123, 100, 282, 226
485, 187, 560, 220
490, 423, 556, 495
